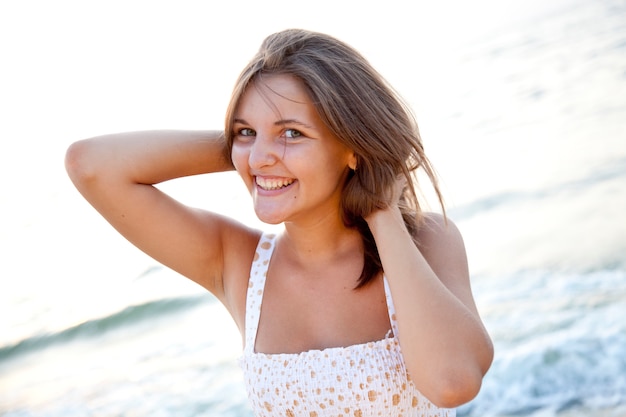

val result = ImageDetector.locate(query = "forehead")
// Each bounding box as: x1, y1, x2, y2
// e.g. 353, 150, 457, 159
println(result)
237, 74, 314, 114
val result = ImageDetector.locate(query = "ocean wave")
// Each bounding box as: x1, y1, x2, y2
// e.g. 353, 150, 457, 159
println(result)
0, 295, 208, 362
461, 268, 626, 416
460, 328, 626, 416
450, 156, 626, 220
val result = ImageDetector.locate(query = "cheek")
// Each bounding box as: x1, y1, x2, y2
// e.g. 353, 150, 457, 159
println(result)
230, 145, 248, 172
230, 147, 253, 188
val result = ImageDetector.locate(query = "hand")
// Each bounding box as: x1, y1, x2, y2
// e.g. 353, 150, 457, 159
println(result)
387, 174, 408, 208
364, 174, 407, 225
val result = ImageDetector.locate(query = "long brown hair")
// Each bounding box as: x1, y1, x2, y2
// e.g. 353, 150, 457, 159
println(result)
224, 29, 445, 288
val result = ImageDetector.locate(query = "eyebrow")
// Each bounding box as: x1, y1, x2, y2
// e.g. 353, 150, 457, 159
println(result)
233, 118, 316, 130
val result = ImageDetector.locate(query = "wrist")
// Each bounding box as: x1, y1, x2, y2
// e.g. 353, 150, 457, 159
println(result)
365, 205, 404, 231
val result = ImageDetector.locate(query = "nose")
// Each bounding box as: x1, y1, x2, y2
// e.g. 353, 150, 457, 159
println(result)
248, 134, 280, 170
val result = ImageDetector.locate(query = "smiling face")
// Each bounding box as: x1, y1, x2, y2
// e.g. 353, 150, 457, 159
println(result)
230, 74, 357, 226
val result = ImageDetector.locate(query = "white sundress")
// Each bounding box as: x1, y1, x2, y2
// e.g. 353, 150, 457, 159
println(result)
239, 232, 455, 417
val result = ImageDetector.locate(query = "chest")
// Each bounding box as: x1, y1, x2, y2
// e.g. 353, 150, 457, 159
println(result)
254, 264, 392, 355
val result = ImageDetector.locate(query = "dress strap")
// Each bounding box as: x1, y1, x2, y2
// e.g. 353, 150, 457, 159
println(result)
243, 232, 278, 355
383, 277, 400, 338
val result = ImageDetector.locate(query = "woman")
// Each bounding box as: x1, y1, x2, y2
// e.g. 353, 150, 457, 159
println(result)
66, 29, 493, 416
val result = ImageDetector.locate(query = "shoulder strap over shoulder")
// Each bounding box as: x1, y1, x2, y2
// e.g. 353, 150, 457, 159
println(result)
383, 277, 400, 338
243, 232, 278, 355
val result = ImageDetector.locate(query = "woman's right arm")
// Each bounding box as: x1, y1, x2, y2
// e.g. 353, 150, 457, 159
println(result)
65, 130, 248, 298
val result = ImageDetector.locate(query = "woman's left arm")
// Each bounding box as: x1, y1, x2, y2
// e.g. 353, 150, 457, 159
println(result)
366, 207, 493, 408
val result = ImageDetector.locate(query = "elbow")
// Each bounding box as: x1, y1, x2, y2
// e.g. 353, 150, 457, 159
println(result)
426, 367, 485, 409
65, 139, 98, 186
420, 347, 494, 409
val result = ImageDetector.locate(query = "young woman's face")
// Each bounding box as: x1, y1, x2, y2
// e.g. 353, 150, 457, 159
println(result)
231, 74, 356, 226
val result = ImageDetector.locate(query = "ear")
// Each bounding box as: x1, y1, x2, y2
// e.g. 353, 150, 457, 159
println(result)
348, 152, 357, 171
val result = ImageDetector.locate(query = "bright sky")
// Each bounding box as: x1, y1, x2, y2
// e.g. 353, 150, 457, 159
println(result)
0, 0, 569, 204
0, 0, 572, 311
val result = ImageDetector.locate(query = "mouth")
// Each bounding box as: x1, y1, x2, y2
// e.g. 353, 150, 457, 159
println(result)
255, 176, 296, 191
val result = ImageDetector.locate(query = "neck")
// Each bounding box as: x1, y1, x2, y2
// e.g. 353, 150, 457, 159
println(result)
279, 217, 362, 267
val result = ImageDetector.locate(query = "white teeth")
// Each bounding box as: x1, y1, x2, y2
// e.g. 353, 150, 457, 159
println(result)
255, 177, 295, 191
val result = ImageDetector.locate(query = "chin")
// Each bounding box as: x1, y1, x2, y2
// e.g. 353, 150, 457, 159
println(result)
258, 217, 284, 225
254, 209, 287, 225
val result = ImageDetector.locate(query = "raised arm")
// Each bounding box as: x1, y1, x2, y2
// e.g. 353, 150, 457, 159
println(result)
65, 130, 249, 298
366, 207, 494, 408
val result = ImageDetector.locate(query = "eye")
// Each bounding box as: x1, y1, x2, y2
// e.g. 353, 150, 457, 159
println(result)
239, 128, 256, 137
284, 129, 302, 139
233, 127, 256, 143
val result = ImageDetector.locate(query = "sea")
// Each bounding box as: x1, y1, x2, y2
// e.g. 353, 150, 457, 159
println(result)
1, 0, 625, 416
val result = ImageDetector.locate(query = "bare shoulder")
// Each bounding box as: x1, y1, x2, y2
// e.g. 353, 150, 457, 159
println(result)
415, 212, 479, 313
216, 218, 265, 328
415, 212, 465, 252
202, 213, 263, 290
219, 217, 264, 274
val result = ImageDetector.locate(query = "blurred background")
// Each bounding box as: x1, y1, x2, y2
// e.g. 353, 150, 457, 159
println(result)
1, 0, 625, 416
